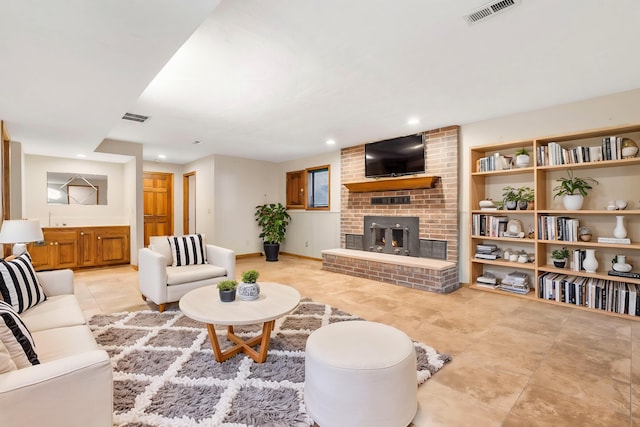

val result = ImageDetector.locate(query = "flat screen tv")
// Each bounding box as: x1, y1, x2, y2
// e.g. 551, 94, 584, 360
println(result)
365, 134, 425, 178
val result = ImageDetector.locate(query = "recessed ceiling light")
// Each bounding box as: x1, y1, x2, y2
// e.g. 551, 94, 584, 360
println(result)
326, 139, 336, 145
76, 154, 86, 158
408, 117, 420, 125
158, 154, 166, 159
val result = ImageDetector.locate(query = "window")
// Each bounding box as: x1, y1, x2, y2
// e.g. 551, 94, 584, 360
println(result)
286, 165, 330, 210
306, 165, 329, 209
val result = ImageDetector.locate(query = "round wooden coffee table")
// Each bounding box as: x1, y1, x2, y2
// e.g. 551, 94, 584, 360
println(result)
179, 282, 300, 363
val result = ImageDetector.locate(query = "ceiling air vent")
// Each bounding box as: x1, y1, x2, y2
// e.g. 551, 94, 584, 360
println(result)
464, 0, 520, 24
122, 112, 149, 123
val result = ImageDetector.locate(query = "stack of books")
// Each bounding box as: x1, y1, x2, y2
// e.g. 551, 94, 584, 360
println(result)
499, 271, 530, 295
475, 244, 501, 260
477, 272, 499, 288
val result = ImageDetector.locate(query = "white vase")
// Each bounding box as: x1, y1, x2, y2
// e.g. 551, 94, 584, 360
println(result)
613, 216, 627, 239
583, 249, 598, 273
613, 255, 632, 273
562, 194, 584, 210
237, 282, 260, 301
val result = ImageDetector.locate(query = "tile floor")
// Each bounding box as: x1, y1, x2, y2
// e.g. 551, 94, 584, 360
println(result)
74, 256, 640, 426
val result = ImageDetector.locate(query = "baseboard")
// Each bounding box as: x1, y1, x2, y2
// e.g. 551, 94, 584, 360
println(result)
279, 252, 322, 262
236, 252, 262, 259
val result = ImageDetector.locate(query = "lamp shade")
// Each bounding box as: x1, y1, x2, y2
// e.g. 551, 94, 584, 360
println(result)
0, 220, 44, 244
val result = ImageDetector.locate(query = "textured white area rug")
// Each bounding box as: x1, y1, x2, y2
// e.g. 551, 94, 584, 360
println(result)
89, 298, 451, 427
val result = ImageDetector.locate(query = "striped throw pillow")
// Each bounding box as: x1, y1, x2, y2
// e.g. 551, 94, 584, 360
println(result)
0, 300, 39, 368
168, 234, 208, 267
0, 253, 47, 313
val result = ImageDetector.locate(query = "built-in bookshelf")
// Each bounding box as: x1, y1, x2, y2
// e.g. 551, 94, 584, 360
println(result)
469, 124, 640, 319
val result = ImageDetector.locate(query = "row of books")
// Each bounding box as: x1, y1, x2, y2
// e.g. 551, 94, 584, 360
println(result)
538, 272, 639, 316
537, 215, 580, 242
536, 136, 625, 166
476, 153, 511, 172
471, 214, 508, 237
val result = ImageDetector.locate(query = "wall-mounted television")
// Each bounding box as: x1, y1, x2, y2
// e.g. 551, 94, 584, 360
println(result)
364, 134, 425, 178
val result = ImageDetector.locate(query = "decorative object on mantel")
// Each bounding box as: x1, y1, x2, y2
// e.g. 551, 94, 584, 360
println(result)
612, 255, 632, 273
89, 301, 451, 427
613, 215, 627, 239
343, 176, 440, 193
238, 269, 261, 301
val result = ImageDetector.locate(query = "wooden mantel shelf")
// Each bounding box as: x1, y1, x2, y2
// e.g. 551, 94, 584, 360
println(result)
343, 176, 440, 193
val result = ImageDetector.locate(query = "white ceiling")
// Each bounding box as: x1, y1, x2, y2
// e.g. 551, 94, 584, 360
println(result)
2, 0, 640, 165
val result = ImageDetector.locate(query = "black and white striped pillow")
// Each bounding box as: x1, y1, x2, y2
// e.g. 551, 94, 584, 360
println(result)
0, 253, 47, 313
0, 300, 39, 368
168, 234, 208, 267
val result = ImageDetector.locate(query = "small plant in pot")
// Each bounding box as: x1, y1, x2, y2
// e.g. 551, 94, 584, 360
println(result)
553, 170, 598, 210
551, 248, 570, 268
238, 269, 261, 301
515, 147, 530, 168
517, 186, 534, 210
502, 186, 519, 210
217, 279, 238, 302
255, 203, 291, 262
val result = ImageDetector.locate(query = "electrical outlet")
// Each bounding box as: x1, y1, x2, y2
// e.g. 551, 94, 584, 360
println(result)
305, 241, 309, 247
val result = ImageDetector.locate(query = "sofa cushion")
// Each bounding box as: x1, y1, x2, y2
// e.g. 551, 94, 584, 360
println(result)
149, 235, 173, 267
0, 253, 47, 313
166, 264, 227, 286
31, 324, 98, 363
0, 300, 39, 368
0, 339, 17, 373
168, 234, 208, 266
20, 295, 87, 332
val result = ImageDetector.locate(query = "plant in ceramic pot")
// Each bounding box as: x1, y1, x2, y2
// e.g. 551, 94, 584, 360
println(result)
517, 186, 534, 210
217, 279, 238, 302
552, 170, 598, 210
238, 269, 261, 301
514, 147, 530, 168
255, 203, 291, 262
502, 186, 519, 210
551, 248, 569, 268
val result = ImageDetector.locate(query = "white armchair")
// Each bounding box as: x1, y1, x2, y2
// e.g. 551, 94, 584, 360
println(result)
138, 236, 236, 312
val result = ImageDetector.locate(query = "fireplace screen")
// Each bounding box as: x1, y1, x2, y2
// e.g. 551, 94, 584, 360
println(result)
365, 216, 419, 257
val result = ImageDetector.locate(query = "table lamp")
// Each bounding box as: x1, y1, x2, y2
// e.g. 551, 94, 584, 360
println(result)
0, 219, 44, 257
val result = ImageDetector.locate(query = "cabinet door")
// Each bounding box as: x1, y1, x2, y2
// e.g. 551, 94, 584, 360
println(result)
46, 230, 79, 269
96, 229, 130, 265
27, 241, 55, 271
78, 230, 96, 266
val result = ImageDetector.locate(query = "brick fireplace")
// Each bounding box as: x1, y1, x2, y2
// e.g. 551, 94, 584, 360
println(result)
322, 126, 460, 293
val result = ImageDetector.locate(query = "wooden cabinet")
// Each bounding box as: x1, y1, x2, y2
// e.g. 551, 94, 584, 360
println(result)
469, 124, 640, 319
28, 225, 130, 271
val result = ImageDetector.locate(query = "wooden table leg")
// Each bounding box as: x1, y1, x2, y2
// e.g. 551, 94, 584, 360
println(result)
206, 320, 276, 363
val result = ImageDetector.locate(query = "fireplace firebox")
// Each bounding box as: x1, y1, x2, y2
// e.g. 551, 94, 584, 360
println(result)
364, 216, 419, 257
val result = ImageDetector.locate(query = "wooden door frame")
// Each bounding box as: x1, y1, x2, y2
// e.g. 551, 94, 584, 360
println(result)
183, 171, 195, 234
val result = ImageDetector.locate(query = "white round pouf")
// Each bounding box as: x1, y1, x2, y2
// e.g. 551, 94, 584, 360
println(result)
304, 320, 417, 427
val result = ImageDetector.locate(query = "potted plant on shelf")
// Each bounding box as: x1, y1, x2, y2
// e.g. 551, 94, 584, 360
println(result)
517, 186, 534, 210
217, 279, 238, 302
515, 147, 530, 168
238, 269, 261, 301
551, 248, 570, 268
502, 186, 519, 210
255, 203, 291, 262
552, 170, 598, 210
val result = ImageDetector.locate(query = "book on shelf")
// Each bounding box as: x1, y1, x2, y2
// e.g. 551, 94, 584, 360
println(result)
498, 284, 530, 295
475, 253, 501, 260
608, 270, 640, 279
597, 237, 631, 244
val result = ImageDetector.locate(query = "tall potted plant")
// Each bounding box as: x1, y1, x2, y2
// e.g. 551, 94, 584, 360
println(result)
254, 203, 291, 261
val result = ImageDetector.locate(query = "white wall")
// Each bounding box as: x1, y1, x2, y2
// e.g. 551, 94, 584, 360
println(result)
459, 88, 640, 283
212, 155, 279, 254
24, 155, 128, 227
277, 150, 341, 258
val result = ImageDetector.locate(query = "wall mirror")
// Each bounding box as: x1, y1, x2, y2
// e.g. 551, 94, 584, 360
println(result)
47, 172, 108, 205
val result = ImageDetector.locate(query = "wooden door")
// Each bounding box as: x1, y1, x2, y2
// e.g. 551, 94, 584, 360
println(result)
143, 172, 173, 246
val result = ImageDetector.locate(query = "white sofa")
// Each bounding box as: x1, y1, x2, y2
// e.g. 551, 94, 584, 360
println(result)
0, 269, 113, 427
138, 236, 236, 312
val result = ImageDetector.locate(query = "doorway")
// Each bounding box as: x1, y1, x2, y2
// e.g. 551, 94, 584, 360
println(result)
183, 171, 196, 234
143, 172, 173, 246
